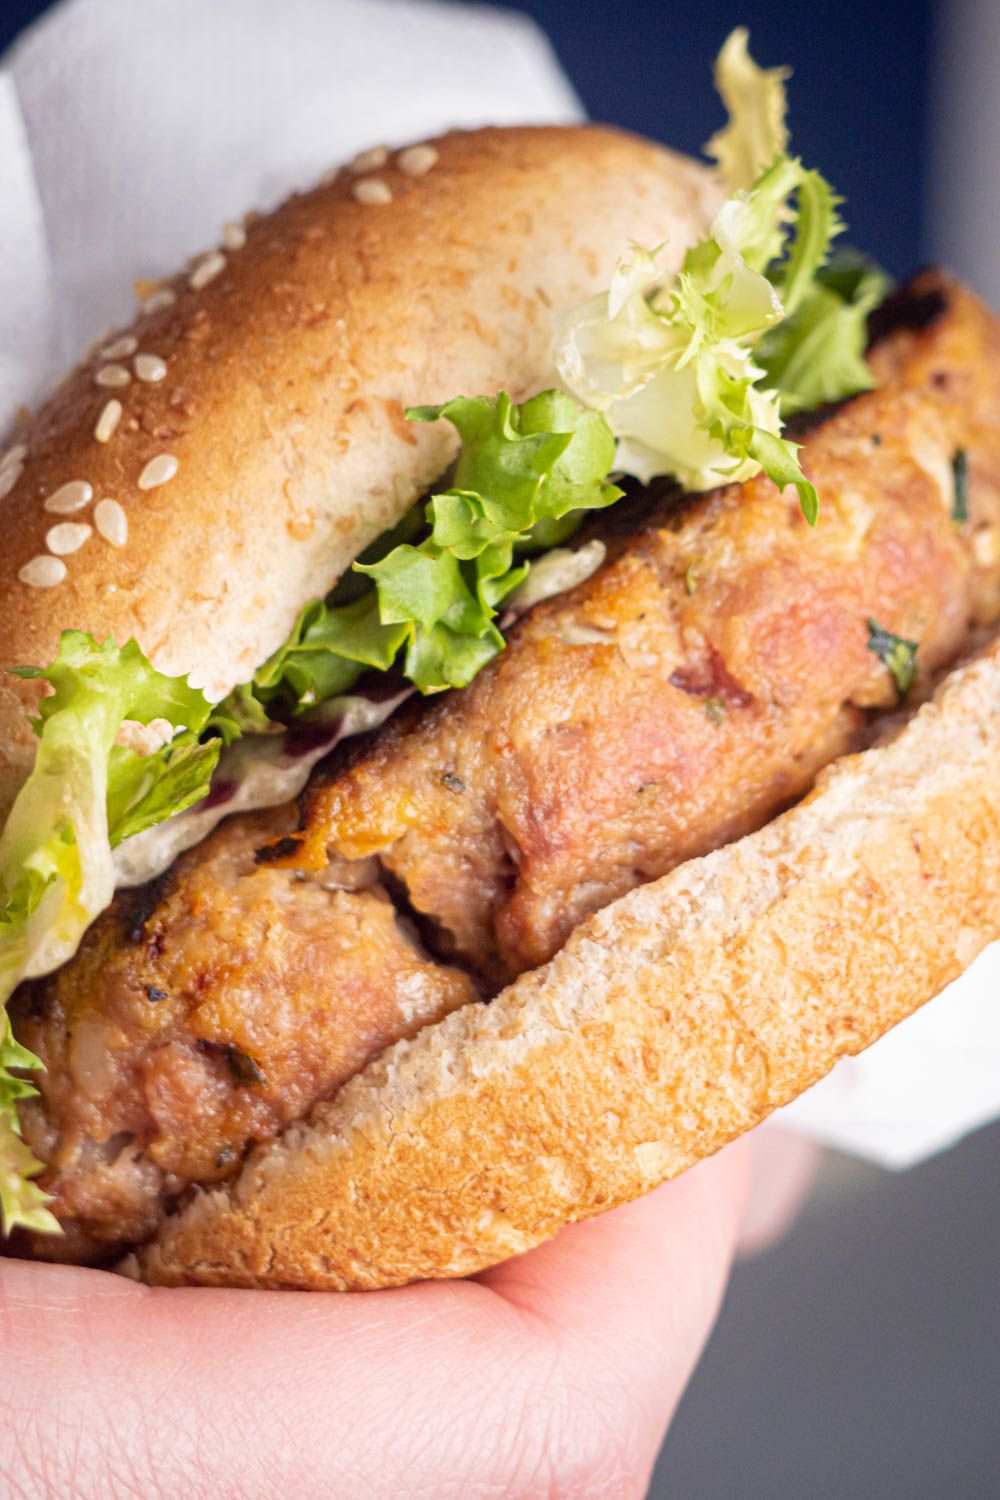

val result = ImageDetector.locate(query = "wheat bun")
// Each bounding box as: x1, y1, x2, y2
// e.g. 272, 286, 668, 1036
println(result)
0, 125, 720, 820
127, 631, 1000, 1289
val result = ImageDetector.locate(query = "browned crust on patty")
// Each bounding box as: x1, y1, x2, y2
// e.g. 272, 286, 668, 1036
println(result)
11, 808, 477, 1263
128, 626, 1000, 1290
291, 274, 1000, 982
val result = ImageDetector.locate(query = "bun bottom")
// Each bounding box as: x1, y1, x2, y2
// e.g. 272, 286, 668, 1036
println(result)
124, 632, 1000, 1290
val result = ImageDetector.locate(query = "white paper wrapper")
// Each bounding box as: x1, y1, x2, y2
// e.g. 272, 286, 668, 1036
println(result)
0, 0, 581, 410
1, 0, 997, 1169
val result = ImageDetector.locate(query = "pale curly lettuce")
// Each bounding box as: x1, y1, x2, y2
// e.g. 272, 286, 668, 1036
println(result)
705, 25, 790, 190
553, 33, 884, 526
0, 633, 220, 1231
554, 159, 831, 520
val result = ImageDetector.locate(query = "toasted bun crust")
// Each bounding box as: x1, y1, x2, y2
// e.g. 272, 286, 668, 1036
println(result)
128, 630, 1000, 1290
0, 125, 719, 819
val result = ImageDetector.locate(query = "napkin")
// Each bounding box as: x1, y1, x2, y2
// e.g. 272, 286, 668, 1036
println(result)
0, 0, 580, 408
1, 0, 997, 1169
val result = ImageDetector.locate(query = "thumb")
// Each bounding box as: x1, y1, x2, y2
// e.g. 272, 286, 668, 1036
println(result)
478, 1143, 750, 1477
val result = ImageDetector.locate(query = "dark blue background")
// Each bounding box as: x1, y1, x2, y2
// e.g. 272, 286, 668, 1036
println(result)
1, 0, 933, 274
509, 0, 933, 275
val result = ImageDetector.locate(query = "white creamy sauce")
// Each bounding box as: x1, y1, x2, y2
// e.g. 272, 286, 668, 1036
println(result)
112, 543, 611, 889
112, 690, 412, 888
504, 540, 606, 618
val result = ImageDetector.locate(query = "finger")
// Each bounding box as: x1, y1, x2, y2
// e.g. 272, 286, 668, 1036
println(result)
2, 1250, 649, 1500
478, 1144, 750, 1477
0, 1257, 481, 1500
736, 1125, 820, 1258
0, 1150, 747, 1500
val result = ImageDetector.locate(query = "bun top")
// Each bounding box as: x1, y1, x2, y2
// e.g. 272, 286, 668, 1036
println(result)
0, 125, 719, 814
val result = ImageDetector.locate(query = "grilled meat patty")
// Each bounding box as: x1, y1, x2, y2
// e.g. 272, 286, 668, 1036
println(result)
11, 271, 1000, 1259
296, 274, 1000, 978
10, 806, 476, 1262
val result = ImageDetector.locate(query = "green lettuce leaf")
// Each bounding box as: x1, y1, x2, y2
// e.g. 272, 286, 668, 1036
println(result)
0, 632, 218, 1232
552, 33, 886, 524
249, 594, 408, 713
226, 391, 621, 708
359, 393, 618, 692
206, 681, 273, 741
746, 428, 817, 525
757, 254, 893, 414
106, 733, 221, 847
704, 25, 790, 191
0, 1020, 57, 1233
412, 393, 572, 536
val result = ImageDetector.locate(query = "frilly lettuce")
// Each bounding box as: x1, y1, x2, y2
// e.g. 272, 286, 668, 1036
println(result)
383, 391, 619, 690
554, 162, 828, 519
106, 732, 223, 847
553, 32, 882, 526
0, 633, 220, 1232
249, 593, 408, 713
234, 391, 620, 707
705, 25, 790, 191
757, 252, 892, 415
0, 1001, 54, 1234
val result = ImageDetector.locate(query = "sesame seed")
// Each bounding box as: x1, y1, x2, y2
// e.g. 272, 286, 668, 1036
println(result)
44, 480, 93, 514
352, 178, 392, 206
19, 555, 66, 588
1, 442, 27, 471
349, 145, 389, 174
398, 144, 438, 177
142, 288, 176, 313
221, 221, 246, 251
46, 521, 92, 555
138, 453, 178, 490
189, 251, 226, 290
134, 353, 167, 383
100, 334, 138, 360
94, 399, 123, 443
0, 463, 23, 500
94, 498, 128, 546
96, 363, 131, 389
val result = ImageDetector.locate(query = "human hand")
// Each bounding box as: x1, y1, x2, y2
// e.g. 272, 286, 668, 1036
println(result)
0, 1133, 812, 1499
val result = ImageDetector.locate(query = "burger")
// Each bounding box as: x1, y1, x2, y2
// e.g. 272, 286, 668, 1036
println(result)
1, 31, 998, 1288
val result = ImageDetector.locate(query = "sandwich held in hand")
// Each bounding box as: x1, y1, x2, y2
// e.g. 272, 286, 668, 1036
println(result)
2, 32, 999, 1285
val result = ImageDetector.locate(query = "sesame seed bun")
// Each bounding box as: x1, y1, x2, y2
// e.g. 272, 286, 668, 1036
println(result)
0, 125, 721, 821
